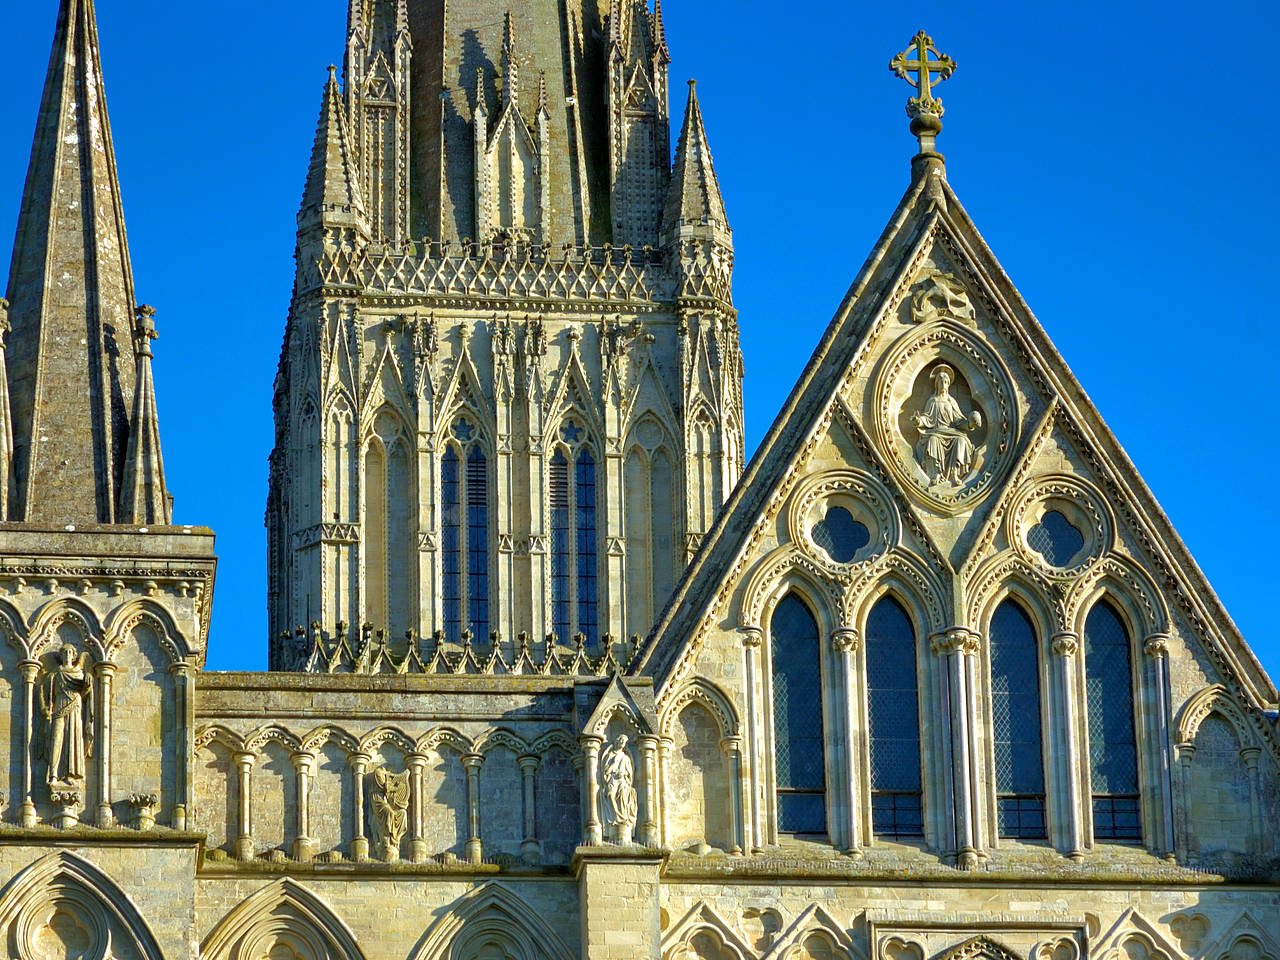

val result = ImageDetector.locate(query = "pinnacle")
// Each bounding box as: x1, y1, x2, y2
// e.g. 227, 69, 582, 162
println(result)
299, 66, 366, 231
661, 79, 730, 244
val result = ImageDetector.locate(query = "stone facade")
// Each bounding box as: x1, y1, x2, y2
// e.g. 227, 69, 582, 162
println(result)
0, 6, 1276, 960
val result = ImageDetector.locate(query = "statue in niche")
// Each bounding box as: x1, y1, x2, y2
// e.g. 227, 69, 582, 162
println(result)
368, 766, 409, 861
39, 645, 93, 786
599, 735, 638, 845
911, 364, 983, 486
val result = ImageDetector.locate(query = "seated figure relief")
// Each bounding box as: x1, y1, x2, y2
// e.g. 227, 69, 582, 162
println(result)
911, 364, 984, 486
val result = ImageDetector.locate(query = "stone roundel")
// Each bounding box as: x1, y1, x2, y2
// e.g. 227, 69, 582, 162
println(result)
1007, 473, 1114, 579
786, 469, 898, 574
873, 322, 1018, 515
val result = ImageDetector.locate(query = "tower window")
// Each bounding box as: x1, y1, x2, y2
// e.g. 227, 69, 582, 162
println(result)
442, 417, 489, 643
771, 593, 825, 834
1084, 600, 1141, 842
866, 596, 923, 838
990, 601, 1046, 839
550, 420, 598, 642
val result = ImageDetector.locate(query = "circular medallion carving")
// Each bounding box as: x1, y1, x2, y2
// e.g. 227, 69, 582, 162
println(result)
1007, 474, 1113, 580
787, 470, 897, 574
873, 323, 1018, 515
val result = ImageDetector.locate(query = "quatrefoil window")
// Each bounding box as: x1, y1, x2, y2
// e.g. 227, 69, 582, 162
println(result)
1027, 510, 1084, 567
811, 506, 870, 564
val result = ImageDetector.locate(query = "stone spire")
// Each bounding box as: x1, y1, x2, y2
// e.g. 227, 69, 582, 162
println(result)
119, 305, 170, 525
0, 300, 13, 519
299, 66, 368, 237
661, 80, 730, 248
3, 0, 137, 523
501, 12, 519, 108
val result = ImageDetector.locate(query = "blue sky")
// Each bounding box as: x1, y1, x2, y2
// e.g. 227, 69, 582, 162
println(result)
0, 1, 1276, 680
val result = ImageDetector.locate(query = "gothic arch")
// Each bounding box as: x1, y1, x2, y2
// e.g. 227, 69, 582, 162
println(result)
245, 724, 303, 754
974, 574, 1058, 646
418, 725, 473, 755
661, 902, 755, 960
659, 677, 740, 740
0, 851, 165, 960
965, 552, 1062, 634
1177, 685, 1257, 747
408, 883, 575, 960
360, 725, 417, 755
936, 936, 1025, 960
844, 551, 947, 637
1066, 555, 1168, 639
200, 878, 367, 960
763, 903, 859, 960
0, 597, 28, 655
299, 725, 361, 755
531, 729, 578, 758
28, 597, 105, 660
195, 724, 245, 753
474, 727, 530, 756
739, 545, 840, 634
103, 599, 191, 662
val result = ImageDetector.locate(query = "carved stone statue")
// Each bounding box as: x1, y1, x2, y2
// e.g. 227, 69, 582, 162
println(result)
39, 645, 93, 786
368, 766, 409, 861
911, 364, 983, 485
599, 735, 638, 845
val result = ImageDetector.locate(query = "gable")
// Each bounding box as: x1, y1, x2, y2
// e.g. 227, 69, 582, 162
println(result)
636, 164, 1277, 726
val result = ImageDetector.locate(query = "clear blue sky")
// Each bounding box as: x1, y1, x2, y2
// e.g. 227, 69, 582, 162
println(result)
1, 1, 1275, 680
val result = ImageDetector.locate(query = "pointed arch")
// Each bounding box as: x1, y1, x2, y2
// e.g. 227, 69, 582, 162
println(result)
103, 598, 191, 662
548, 412, 600, 642
661, 902, 754, 960
624, 413, 680, 636
29, 597, 104, 660
0, 851, 165, 960
740, 545, 840, 634
200, 878, 367, 960
1066, 554, 1168, 639
408, 882, 576, 960
864, 591, 924, 839
659, 677, 740, 740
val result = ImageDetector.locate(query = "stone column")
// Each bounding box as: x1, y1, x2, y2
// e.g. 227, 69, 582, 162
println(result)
1174, 741, 1194, 862
932, 628, 981, 869
1052, 632, 1085, 858
408, 752, 429, 863
720, 736, 744, 855
463, 752, 484, 864
833, 627, 862, 856
580, 735, 603, 845
738, 625, 764, 852
292, 751, 315, 861
19, 659, 39, 828
518, 754, 541, 862
657, 739, 672, 848
169, 660, 194, 830
94, 661, 116, 827
350, 751, 371, 861
637, 735, 659, 847
1144, 633, 1175, 856
233, 752, 256, 861
1241, 746, 1263, 855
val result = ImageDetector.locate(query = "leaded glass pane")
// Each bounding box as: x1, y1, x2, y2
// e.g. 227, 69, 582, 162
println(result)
990, 600, 1046, 839
1084, 601, 1141, 842
466, 446, 488, 640
1027, 510, 1084, 567
575, 449, 598, 641
549, 452, 570, 640
771, 594, 825, 834
811, 506, 870, 564
866, 597, 923, 837
441, 447, 462, 643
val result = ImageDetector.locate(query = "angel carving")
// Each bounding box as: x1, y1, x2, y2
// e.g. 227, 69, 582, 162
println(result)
40, 644, 93, 785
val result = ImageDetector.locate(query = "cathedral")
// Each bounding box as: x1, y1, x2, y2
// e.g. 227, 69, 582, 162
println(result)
0, 0, 1276, 958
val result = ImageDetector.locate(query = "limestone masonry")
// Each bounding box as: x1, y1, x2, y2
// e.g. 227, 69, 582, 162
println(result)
0, 3, 1275, 960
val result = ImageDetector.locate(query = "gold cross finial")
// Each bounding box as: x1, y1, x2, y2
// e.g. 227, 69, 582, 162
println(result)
890, 31, 955, 119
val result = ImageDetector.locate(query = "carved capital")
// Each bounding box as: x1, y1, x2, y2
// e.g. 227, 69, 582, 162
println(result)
931, 627, 979, 657
1052, 632, 1079, 657
291, 751, 316, 774
462, 753, 484, 772
348, 751, 372, 773
719, 736, 743, 759
517, 754, 540, 773
832, 628, 860, 653
1240, 746, 1262, 771
1143, 632, 1171, 659
168, 659, 194, 678
232, 752, 256, 772
738, 625, 763, 649
406, 752, 430, 772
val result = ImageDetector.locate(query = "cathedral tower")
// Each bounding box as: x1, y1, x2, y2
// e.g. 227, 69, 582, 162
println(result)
267, 0, 743, 668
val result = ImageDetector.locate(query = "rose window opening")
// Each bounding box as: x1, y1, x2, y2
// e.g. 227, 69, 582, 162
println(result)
1027, 509, 1085, 568
811, 506, 871, 564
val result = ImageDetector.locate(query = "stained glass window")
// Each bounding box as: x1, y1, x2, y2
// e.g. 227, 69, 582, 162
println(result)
990, 601, 1046, 839
549, 421, 598, 641
1084, 601, 1141, 842
771, 593, 825, 834
441, 419, 488, 643
550, 451, 570, 640
575, 449, 598, 641
866, 596, 923, 838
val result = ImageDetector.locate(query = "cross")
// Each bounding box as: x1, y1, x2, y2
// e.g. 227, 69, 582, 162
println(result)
890, 31, 956, 119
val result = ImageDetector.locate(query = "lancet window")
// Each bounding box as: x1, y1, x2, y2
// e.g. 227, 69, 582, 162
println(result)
1083, 600, 1142, 842
770, 592, 825, 834
989, 600, 1047, 839
866, 596, 923, 838
550, 420, 598, 641
364, 408, 413, 636
624, 419, 676, 636
442, 416, 489, 643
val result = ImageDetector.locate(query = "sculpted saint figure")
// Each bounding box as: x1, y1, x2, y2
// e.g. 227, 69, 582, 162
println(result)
911, 364, 983, 485
40, 645, 93, 785
599, 734, 638, 845
368, 766, 410, 861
